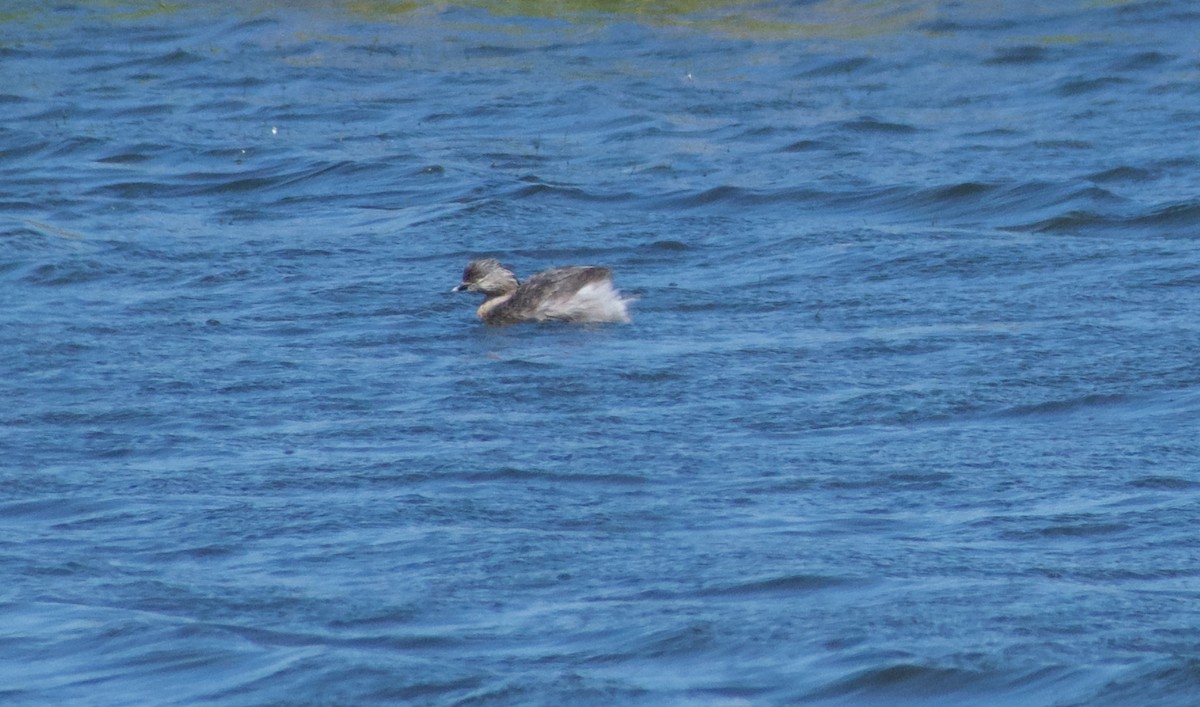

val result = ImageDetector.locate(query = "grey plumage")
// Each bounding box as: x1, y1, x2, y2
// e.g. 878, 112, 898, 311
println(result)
453, 258, 632, 325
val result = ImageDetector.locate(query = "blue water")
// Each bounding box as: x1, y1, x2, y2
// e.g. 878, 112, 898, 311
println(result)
3, 1, 1200, 704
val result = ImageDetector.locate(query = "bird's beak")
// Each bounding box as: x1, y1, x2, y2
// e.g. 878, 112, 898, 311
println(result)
452, 283, 468, 292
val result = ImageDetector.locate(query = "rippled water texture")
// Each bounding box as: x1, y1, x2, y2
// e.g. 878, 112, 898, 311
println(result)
3, 1, 1200, 704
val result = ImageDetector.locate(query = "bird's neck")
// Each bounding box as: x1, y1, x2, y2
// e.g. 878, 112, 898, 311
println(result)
477, 292, 515, 321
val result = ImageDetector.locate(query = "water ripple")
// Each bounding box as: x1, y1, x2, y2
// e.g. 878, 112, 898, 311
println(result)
3, 2, 1200, 705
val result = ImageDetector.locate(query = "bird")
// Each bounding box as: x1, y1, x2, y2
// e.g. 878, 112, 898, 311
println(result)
452, 258, 633, 325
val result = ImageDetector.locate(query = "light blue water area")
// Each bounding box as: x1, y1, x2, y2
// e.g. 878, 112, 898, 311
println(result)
3, 1, 1200, 704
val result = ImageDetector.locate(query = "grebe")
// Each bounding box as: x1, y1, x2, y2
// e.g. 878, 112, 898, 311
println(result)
452, 258, 633, 325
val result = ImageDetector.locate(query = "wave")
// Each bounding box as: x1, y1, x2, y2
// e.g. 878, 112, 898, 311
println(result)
442, 466, 648, 486
994, 392, 1132, 419
83, 159, 375, 201
984, 45, 1049, 65
507, 180, 635, 203
1085, 165, 1156, 183
637, 176, 1199, 240
1056, 75, 1131, 97
798, 56, 873, 77
1016, 199, 1200, 235
91, 48, 204, 74
840, 116, 920, 135
1076, 658, 1200, 706
653, 179, 1125, 228
1129, 475, 1199, 490
804, 663, 989, 702
801, 662, 1095, 705
699, 573, 854, 596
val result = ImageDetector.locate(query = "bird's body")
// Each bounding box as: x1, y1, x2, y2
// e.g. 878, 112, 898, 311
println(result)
453, 258, 632, 325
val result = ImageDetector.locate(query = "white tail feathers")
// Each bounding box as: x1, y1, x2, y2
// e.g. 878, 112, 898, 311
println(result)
534, 280, 633, 323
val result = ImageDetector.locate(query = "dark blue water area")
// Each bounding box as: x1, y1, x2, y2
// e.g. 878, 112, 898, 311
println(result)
3, 0, 1200, 704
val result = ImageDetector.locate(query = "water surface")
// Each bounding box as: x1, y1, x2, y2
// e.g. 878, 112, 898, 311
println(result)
3, 1, 1200, 704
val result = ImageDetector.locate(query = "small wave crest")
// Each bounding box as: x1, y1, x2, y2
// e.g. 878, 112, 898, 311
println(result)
994, 393, 1131, 419
700, 574, 854, 596
1017, 199, 1200, 235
